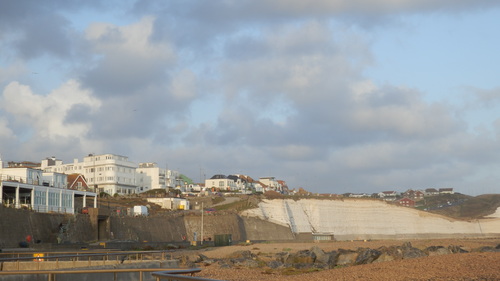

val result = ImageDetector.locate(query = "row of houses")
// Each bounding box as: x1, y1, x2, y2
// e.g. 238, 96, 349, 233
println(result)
202, 174, 288, 194
0, 153, 287, 214
346, 188, 454, 200
37, 154, 288, 196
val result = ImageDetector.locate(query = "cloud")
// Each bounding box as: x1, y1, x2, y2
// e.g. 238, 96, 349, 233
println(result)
134, 0, 500, 34
0, 61, 26, 85
169, 69, 198, 101
2, 1, 500, 196
0, 0, 88, 60
348, 85, 462, 139
0, 117, 15, 139
1, 80, 101, 140
81, 16, 175, 97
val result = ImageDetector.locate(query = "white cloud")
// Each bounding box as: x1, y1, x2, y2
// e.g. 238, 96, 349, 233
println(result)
86, 16, 173, 61
1, 80, 101, 140
1, 1, 500, 196
0, 117, 14, 139
0, 61, 26, 85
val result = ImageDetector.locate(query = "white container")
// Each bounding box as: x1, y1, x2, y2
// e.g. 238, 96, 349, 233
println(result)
133, 205, 148, 216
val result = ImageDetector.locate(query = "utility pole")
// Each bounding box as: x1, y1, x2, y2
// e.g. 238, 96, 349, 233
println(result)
201, 201, 204, 245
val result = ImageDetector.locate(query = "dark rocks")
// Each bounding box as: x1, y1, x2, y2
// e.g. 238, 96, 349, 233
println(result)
311, 246, 330, 264
476, 246, 500, 253
425, 246, 451, 256
326, 250, 339, 268
355, 248, 382, 265
267, 260, 284, 269
401, 242, 426, 259
285, 249, 316, 264
195, 254, 216, 265
448, 245, 469, 253
274, 251, 290, 263
226, 250, 255, 259
230, 258, 260, 268
336, 249, 358, 266
188, 242, 499, 273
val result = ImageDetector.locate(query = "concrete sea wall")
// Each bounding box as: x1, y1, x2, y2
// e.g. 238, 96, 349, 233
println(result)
108, 213, 294, 243
0, 206, 98, 248
242, 199, 500, 240
3, 199, 499, 248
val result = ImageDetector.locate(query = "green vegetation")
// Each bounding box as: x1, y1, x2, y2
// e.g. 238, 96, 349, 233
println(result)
213, 196, 260, 212
425, 193, 500, 219
141, 189, 168, 196
211, 196, 225, 205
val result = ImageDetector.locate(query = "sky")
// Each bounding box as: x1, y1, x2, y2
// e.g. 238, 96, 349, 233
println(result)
1, 0, 500, 196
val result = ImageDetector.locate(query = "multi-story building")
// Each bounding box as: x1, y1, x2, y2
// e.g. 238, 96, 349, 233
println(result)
41, 154, 137, 195
136, 162, 183, 193
0, 158, 96, 214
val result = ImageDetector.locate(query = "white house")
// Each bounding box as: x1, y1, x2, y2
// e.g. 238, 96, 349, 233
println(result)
378, 191, 398, 201
259, 177, 282, 192
205, 175, 236, 191
439, 188, 454, 194
136, 162, 183, 193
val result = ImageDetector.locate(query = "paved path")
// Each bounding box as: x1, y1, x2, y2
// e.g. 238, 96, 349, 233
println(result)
213, 197, 241, 207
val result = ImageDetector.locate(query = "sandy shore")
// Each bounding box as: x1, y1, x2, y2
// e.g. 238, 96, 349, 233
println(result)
177, 238, 500, 280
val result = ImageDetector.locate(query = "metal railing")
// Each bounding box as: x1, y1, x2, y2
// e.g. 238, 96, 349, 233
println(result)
0, 251, 222, 280
152, 269, 221, 281
0, 250, 172, 271
0, 268, 220, 281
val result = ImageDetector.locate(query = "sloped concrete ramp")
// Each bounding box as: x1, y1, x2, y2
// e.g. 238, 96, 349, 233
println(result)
242, 199, 500, 240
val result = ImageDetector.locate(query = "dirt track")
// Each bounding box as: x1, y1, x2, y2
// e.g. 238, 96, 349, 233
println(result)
188, 238, 500, 280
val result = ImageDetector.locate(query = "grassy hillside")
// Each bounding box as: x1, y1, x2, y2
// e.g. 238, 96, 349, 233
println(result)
426, 194, 500, 219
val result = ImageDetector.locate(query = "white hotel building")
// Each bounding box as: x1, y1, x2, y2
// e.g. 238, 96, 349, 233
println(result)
41, 154, 184, 195
41, 154, 138, 195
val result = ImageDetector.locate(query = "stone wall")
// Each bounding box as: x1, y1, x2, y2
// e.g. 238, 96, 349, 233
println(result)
0, 206, 91, 247
109, 215, 187, 242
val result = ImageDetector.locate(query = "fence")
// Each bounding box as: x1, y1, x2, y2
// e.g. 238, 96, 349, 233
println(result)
0, 268, 219, 281
0, 251, 221, 280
